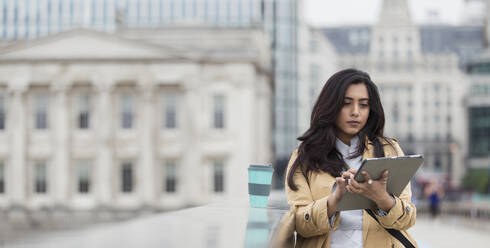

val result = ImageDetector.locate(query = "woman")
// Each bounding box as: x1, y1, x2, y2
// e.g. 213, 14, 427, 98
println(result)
285, 69, 417, 248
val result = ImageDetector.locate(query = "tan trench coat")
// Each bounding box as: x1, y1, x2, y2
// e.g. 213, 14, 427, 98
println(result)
285, 139, 417, 248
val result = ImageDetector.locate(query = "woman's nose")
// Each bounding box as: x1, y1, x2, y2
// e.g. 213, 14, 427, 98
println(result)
351, 105, 360, 116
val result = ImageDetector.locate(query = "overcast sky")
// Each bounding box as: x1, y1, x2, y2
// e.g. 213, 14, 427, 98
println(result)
304, 0, 469, 27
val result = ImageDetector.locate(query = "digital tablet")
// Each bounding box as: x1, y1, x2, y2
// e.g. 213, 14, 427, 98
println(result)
336, 155, 424, 211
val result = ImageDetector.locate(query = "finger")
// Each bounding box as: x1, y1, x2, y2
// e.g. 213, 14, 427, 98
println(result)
341, 171, 351, 180
336, 177, 346, 187
375, 170, 389, 185
362, 171, 372, 182
346, 185, 356, 193
380, 170, 389, 181
347, 184, 361, 194
349, 174, 362, 190
348, 168, 357, 174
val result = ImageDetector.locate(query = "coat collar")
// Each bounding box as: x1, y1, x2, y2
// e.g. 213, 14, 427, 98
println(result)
335, 135, 360, 158
362, 138, 375, 160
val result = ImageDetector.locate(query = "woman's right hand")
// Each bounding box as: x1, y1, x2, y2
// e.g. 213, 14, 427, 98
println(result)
327, 170, 355, 218
332, 170, 355, 202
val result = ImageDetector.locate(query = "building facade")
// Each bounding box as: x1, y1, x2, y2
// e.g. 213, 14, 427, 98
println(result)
0, 0, 264, 41
297, 26, 337, 136
465, 50, 490, 191
0, 28, 272, 210
0, 0, 304, 181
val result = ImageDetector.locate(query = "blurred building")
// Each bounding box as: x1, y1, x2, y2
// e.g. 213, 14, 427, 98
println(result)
461, 0, 487, 25
0, 0, 302, 171
323, 0, 486, 187
262, 0, 301, 165
465, 44, 490, 186
0, 0, 307, 209
297, 26, 337, 135
0, 27, 272, 210
0, 0, 264, 40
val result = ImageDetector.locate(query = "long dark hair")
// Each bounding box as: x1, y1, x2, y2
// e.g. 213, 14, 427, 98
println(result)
287, 68, 393, 191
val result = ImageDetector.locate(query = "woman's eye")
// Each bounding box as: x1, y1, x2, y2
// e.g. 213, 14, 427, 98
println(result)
360, 104, 369, 107
343, 102, 351, 105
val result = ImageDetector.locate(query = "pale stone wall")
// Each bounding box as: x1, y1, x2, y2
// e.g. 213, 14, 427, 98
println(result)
0, 28, 273, 211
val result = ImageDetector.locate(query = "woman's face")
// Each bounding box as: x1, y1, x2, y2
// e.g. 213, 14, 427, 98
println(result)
335, 83, 370, 145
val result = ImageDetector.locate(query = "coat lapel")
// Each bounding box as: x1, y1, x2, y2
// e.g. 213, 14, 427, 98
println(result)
362, 141, 374, 244
362, 140, 374, 160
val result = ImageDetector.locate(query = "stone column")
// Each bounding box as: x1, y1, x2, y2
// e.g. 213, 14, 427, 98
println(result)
138, 82, 155, 207
8, 78, 28, 205
183, 87, 202, 205
93, 78, 114, 207
51, 82, 70, 205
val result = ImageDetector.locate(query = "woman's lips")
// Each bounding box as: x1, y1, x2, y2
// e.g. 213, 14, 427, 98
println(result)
347, 121, 360, 127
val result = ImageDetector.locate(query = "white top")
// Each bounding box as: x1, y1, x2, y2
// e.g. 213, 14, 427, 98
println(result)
331, 135, 363, 248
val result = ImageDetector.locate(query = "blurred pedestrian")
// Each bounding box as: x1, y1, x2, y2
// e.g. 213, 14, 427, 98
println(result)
424, 179, 444, 219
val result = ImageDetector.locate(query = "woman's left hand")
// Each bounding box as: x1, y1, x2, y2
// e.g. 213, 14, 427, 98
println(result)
346, 170, 395, 211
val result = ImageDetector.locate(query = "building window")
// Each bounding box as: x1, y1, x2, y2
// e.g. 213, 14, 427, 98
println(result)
377, 61, 385, 72
434, 154, 441, 169
310, 64, 319, 85
163, 93, 179, 129
310, 64, 320, 100
36, 3, 40, 37
348, 31, 360, 45
34, 94, 49, 130
392, 50, 399, 60
76, 161, 91, 194
164, 160, 178, 193
213, 160, 225, 193
121, 94, 134, 129
0, 93, 5, 130
34, 162, 47, 194
121, 162, 133, 193
392, 102, 399, 123
446, 132, 452, 141
0, 162, 4, 194
213, 94, 225, 129
13, 3, 18, 39
77, 94, 90, 129
2, 3, 6, 38
70, 0, 74, 25
407, 115, 413, 123
469, 107, 490, 157
47, 0, 52, 33
408, 133, 414, 142
309, 39, 318, 53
